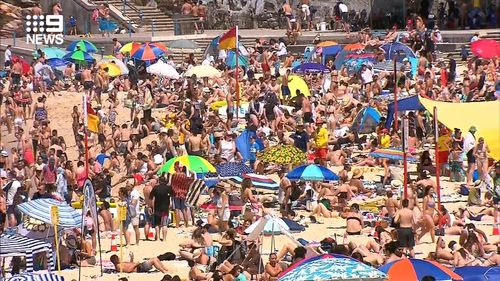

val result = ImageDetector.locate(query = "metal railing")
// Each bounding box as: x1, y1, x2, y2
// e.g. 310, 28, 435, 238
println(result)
106, 0, 143, 25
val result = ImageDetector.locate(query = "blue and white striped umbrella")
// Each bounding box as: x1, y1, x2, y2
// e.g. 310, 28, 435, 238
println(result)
6, 273, 64, 281
18, 198, 82, 228
287, 164, 339, 181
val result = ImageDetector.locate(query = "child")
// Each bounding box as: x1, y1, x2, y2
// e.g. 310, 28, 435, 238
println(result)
248, 136, 259, 169
449, 142, 464, 182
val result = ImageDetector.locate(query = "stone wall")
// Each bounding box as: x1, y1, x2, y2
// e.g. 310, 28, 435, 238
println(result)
0, 0, 37, 38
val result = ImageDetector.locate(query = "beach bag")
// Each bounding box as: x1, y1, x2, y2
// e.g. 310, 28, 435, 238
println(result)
459, 184, 469, 196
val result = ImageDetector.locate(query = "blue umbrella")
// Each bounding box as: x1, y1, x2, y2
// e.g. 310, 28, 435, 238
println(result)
226, 50, 249, 69
66, 39, 98, 53
287, 164, 339, 181
17, 198, 82, 228
333, 49, 353, 70
293, 62, 331, 74
278, 254, 386, 281
381, 42, 416, 62
46, 58, 68, 68
215, 162, 254, 177
454, 266, 500, 281
63, 50, 94, 64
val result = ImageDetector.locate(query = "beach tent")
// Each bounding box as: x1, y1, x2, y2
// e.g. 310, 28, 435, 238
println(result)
0, 234, 55, 272
318, 45, 342, 64
351, 107, 381, 134
385, 95, 425, 128
454, 266, 500, 281
235, 129, 264, 162
419, 96, 500, 161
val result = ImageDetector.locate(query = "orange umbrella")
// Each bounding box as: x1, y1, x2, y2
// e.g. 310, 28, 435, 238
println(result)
343, 43, 365, 51
316, 41, 338, 48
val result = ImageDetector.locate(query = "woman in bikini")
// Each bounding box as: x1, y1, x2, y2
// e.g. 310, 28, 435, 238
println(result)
71, 106, 80, 145
32, 97, 47, 122
417, 186, 437, 244
342, 203, 364, 236
473, 137, 490, 180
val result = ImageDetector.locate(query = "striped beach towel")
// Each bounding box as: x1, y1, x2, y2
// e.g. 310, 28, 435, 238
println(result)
165, 173, 206, 206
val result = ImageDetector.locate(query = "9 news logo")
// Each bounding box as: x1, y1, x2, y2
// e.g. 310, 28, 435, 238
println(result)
25, 14, 64, 45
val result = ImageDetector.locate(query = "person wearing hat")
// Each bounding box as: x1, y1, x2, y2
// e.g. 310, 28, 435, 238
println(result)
313, 118, 329, 166
349, 169, 371, 196
290, 120, 309, 153
463, 125, 477, 185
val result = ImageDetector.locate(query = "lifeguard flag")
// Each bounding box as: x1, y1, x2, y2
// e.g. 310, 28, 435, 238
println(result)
218, 26, 237, 50
86, 103, 99, 133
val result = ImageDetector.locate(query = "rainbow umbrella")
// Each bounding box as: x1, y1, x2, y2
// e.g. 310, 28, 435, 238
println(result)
287, 164, 339, 181
379, 259, 463, 281
471, 39, 500, 59
158, 155, 216, 174
278, 254, 386, 281
130, 42, 167, 61
369, 148, 416, 161
66, 39, 97, 53
119, 42, 141, 54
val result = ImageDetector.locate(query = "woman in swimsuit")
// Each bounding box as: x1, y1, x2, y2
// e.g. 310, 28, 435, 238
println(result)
342, 203, 364, 236
32, 97, 47, 122
71, 106, 80, 145
473, 137, 490, 180
417, 186, 437, 244
434, 237, 455, 265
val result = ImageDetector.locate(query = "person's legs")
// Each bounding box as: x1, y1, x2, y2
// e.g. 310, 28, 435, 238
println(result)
149, 257, 168, 273
133, 224, 140, 245
276, 243, 297, 260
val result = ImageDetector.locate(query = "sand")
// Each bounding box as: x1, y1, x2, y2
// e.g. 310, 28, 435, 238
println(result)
3, 90, 495, 281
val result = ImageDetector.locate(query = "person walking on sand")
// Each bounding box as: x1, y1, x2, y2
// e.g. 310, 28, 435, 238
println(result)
463, 126, 477, 185
394, 199, 416, 257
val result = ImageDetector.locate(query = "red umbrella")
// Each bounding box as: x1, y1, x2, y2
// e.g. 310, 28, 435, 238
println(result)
471, 39, 500, 59
11, 55, 31, 75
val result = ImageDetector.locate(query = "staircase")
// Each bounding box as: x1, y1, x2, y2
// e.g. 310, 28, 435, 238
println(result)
93, 0, 173, 33
437, 31, 500, 63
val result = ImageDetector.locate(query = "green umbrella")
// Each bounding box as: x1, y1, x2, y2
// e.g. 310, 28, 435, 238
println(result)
66, 39, 98, 53
63, 50, 94, 64
158, 155, 216, 174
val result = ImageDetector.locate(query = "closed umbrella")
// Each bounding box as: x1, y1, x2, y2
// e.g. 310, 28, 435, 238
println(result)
287, 164, 339, 181
471, 39, 500, 59
147, 60, 180, 79
66, 39, 97, 53
379, 258, 463, 281
17, 198, 82, 228
278, 254, 387, 281
167, 39, 199, 50
185, 65, 221, 78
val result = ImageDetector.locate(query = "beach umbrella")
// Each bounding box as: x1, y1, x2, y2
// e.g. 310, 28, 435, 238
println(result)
226, 173, 279, 190
316, 41, 338, 48
17, 198, 82, 228
100, 55, 129, 75
66, 39, 97, 53
373, 60, 405, 72
281, 75, 310, 98
225, 50, 249, 69
334, 49, 353, 70
185, 65, 221, 78
454, 266, 500, 281
257, 144, 306, 165
46, 58, 68, 68
343, 42, 365, 51
278, 254, 387, 281
63, 50, 94, 64
215, 162, 254, 177
100, 62, 122, 77
158, 154, 216, 174
369, 148, 416, 161
147, 60, 179, 79
471, 39, 500, 59
292, 62, 331, 74
130, 42, 167, 61
287, 164, 339, 181
379, 258, 463, 281
381, 42, 416, 62
5, 272, 64, 281
245, 215, 290, 235
34, 47, 66, 59
167, 39, 199, 50
119, 42, 141, 54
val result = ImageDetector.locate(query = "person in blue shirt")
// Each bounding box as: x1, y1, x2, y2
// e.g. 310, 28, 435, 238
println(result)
95, 149, 110, 167
290, 122, 309, 153
248, 136, 260, 169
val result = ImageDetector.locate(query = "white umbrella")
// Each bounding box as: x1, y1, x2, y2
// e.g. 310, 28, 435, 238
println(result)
185, 65, 221, 78
147, 60, 180, 79
245, 215, 290, 239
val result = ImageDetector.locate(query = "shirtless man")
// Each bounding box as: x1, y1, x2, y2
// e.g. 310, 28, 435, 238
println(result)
187, 132, 202, 156
191, 2, 199, 32
282, 1, 293, 30
143, 178, 155, 240
115, 124, 132, 156
81, 66, 93, 99
197, 1, 206, 32
301, 95, 313, 123
394, 199, 415, 257
10, 59, 23, 88
264, 253, 282, 281
13, 102, 24, 133
181, 0, 192, 15
32, 3, 42, 16
384, 190, 399, 220
278, 169, 291, 216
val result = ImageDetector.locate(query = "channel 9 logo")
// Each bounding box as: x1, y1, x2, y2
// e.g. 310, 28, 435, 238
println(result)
25, 14, 64, 45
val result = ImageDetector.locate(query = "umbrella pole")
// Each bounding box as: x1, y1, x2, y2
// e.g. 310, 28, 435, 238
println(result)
78, 202, 86, 281
433, 107, 441, 210
83, 94, 90, 178
235, 26, 240, 120
393, 55, 398, 131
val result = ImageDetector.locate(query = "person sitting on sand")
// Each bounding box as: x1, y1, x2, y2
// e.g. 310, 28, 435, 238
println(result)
263, 253, 282, 281
341, 203, 364, 235
110, 254, 169, 274
434, 237, 455, 265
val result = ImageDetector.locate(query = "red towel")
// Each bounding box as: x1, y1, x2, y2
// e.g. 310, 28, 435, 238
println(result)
170, 173, 193, 200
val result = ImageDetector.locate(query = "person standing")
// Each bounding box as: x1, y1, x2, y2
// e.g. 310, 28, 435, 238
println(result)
394, 199, 416, 257
463, 126, 477, 185
4, 45, 12, 68
150, 175, 172, 241
473, 137, 490, 181
313, 118, 328, 166
127, 180, 141, 246
282, 0, 294, 30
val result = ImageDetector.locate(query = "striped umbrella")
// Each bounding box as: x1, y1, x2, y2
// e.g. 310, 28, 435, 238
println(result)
379, 258, 463, 281
6, 272, 64, 281
369, 148, 416, 161
227, 173, 279, 190
257, 145, 306, 165
17, 198, 82, 228
158, 155, 216, 174
287, 164, 339, 181
119, 41, 141, 54
66, 39, 97, 53
130, 42, 167, 61
0, 234, 55, 273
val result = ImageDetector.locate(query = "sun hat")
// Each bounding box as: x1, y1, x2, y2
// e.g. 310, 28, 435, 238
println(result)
390, 180, 403, 188
153, 154, 164, 165
352, 168, 363, 179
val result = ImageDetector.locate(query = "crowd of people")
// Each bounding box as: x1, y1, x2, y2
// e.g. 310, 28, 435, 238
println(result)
0, 2, 499, 280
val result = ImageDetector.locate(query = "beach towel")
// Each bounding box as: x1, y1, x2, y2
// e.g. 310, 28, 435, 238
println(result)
186, 179, 206, 207
281, 217, 306, 232
166, 173, 192, 200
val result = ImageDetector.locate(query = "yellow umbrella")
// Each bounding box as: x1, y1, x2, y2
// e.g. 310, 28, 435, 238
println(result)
185, 65, 221, 78
119, 42, 141, 54
316, 41, 338, 48
100, 62, 122, 77
280, 75, 310, 98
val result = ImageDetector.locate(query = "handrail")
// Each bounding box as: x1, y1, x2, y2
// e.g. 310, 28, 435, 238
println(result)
115, 0, 143, 25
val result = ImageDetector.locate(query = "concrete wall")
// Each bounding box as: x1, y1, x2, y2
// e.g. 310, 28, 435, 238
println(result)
40, 0, 101, 35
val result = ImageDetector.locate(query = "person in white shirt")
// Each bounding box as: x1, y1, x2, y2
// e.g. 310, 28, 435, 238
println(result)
338, 2, 349, 33
276, 38, 288, 59
463, 126, 477, 185
4, 45, 12, 67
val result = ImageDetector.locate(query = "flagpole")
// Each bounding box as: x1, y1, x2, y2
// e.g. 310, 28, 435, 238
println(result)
235, 25, 240, 120
83, 94, 90, 177
434, 107, 441, 210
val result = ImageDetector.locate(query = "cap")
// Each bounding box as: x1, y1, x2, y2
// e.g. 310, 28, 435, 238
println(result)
153, 154, 164, 165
